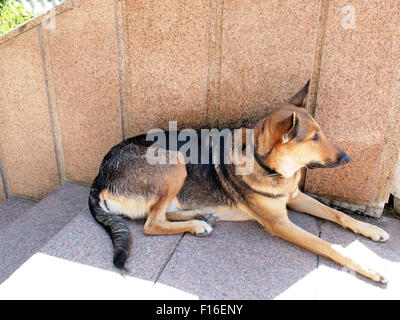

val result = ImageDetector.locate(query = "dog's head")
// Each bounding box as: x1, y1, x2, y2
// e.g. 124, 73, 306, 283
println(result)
254, 80, 350, 178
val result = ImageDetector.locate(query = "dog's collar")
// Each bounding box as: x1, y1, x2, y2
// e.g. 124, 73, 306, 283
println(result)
251, 142, 281, 177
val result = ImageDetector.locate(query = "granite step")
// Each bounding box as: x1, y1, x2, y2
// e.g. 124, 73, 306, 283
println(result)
0, 183, 89, 284
0, 193, 187, 299
0, 182, 399, 299
39, 205, 183, 282
0, 196, 37, 232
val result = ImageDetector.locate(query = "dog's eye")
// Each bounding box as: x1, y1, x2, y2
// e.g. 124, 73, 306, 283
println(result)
311, 133, 320, 142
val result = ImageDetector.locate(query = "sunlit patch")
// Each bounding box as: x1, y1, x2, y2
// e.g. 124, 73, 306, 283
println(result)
275, 240, 400, 300
0, 253, 198, 299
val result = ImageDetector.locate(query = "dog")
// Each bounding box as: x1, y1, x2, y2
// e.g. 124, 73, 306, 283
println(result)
89, 80, 389, 283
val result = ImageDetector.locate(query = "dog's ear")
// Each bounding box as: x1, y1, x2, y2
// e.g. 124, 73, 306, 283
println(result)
287, 79, 310, 108
278, 112, 298, 143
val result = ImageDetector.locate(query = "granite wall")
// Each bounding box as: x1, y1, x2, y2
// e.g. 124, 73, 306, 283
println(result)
304, 0, 400, 217
0, 0, 398, 217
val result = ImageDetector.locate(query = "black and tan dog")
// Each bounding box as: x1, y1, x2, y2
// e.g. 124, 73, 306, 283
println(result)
89, 81, 389, 283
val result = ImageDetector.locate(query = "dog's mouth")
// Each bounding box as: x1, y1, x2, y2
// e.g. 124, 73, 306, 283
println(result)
307, 153, 351, 169
306, 162, 340, 169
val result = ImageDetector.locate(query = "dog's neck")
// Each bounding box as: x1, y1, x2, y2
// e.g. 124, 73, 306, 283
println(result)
252, 142, 281, 177
253, 121, 282, 177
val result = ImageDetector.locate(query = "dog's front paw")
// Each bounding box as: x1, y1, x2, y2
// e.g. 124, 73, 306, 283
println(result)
333, 244, 390, 283
193, 220, 213, 237
355, 222, 390, 242
369, 225, 389, 242
196, 211, 219, 227
356, 261, 390, 283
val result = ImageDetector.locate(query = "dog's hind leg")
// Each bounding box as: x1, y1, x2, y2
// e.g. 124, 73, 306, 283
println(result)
287, 191, 389, 242
143, 162, 213, 237
145, 205, 213, 237
166, 210, 219, 227
166, 210, 206, 221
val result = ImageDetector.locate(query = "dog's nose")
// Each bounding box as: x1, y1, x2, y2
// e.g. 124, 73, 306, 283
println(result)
338, 152, 351, 164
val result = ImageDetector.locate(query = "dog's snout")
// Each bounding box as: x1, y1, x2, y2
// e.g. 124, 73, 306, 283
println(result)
338, 152, 351, 164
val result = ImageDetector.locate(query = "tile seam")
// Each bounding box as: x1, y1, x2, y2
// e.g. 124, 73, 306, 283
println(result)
0, 156, 10, 199
37, 26, 65, 187
303, 0, 330, 191
215, 0, 224, 129
205, 0, 211, 126
153, 233, 185, 284
206, 0, 224, 128
118, 0, 133, 138
205, 0, 216, 127
113, 0, 126, 141
307, 0, 330, 117
314, 221, 324, 299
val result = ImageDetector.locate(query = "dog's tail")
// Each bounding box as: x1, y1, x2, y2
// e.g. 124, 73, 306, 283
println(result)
88, 174, 131, 269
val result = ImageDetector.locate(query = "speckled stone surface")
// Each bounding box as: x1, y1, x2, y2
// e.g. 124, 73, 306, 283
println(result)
124, 0, 209, 136
0, 183, 88, 284
0, 28, 59, 199
46, 0, 123, 185
218, 0, 319, 128
314, 213, 400, 299
0, 197, 36, 232
320, 213, 400, 266
305, 0, 400, 214
40, 208, 183, 282
1, 182, 399, 299
156, 211, 319, 299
